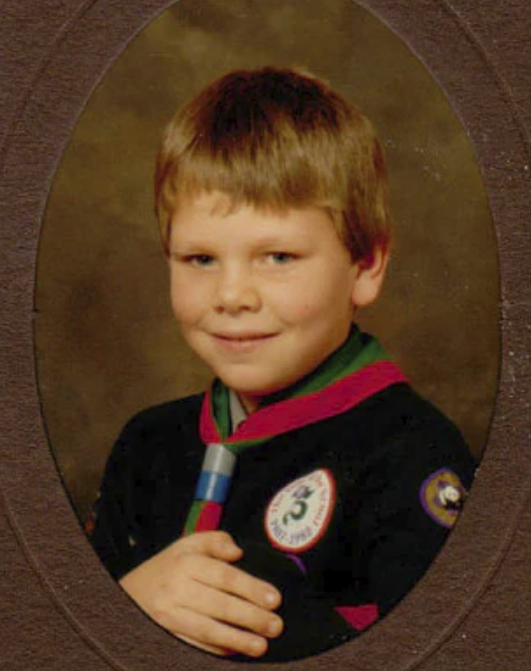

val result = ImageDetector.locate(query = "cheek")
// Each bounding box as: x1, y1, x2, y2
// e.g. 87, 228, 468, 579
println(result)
170, 278, 200, 325
284, 285, 353, 329
272, 294, 330, 326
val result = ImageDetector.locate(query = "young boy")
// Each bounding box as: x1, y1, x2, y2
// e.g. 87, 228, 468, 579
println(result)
89, 67, 476, 662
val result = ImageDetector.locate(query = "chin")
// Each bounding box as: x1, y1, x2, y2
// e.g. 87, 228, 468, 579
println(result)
224, 381, 274, 397
219, 375, 278, 397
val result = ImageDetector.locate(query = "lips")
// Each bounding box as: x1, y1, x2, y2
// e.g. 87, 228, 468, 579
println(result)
214, 333, 275, 341
210, 331, 277, 351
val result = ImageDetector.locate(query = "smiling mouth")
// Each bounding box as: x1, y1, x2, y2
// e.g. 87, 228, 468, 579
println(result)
210, 332, 278, 352
213, 333, 276, 342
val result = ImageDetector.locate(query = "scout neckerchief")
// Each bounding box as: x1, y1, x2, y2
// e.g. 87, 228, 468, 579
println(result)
183, 327, 407, 535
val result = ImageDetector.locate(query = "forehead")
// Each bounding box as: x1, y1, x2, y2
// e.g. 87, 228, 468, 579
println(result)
172, 190, 292, 222
175, 190, 241, 219
169, 191, 342, 246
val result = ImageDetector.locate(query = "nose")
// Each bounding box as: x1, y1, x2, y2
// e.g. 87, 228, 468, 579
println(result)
213, 264, 261, 314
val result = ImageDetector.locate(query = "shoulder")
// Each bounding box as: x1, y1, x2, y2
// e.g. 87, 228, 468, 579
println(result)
354, 382, 468, 445
333, 382, 476, 485
107, 393, 205, 470
334, 383, 476, 533
353, 381, 459, 428
384, 383, 472, 454
119, 393, 204, 438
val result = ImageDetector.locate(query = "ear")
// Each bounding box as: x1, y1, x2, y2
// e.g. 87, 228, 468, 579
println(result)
350, 246, 389, 308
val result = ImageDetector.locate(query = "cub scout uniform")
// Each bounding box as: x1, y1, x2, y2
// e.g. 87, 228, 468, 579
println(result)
90, 328, 475, 661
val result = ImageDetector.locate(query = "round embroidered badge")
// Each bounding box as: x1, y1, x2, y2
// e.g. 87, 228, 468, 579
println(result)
265, 469, 336, 553
420, 468, 467, 528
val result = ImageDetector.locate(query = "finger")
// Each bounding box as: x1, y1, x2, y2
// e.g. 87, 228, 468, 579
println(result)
188, 555, 282, 611
175, 531, 242, 561
177, 579, 283, 638
166, 606, 270, 658
177, 633, 228, 656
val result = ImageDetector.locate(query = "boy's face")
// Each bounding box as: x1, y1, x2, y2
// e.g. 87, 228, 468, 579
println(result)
169, 191, 385, 413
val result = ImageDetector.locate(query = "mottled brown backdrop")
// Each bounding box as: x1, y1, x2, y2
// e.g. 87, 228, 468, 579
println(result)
35, 0, 498, 523
2, 0, 529, 670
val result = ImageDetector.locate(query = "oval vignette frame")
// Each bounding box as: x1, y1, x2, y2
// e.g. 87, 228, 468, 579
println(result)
0, 1, 529, 671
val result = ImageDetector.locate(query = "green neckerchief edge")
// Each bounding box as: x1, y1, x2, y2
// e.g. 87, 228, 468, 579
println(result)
210, 326, 389, 441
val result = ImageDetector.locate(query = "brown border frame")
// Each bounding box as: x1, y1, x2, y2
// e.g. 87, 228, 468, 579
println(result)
0, 1, 529, 670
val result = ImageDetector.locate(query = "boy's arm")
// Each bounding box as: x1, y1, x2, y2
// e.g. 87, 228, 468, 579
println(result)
350, 411, 476, 620
118, 531, 283, 657
89, 419, 283, 658
88, 428, 142, 580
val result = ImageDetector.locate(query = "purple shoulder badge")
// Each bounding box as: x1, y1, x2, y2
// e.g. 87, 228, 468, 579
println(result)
420, 468, 467, 528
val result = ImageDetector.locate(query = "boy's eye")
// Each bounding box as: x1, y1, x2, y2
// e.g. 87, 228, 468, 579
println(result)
184, 254, 215, 267
266, 252, 297, 264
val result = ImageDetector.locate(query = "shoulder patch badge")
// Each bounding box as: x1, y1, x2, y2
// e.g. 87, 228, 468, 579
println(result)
420, 468, 467, 528
265, 469, 336, 553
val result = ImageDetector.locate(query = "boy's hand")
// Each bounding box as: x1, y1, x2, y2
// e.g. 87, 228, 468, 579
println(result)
118, 531, 283, 657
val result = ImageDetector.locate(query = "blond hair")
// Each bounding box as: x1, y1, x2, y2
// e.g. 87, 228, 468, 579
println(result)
155, 66, 391, 262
